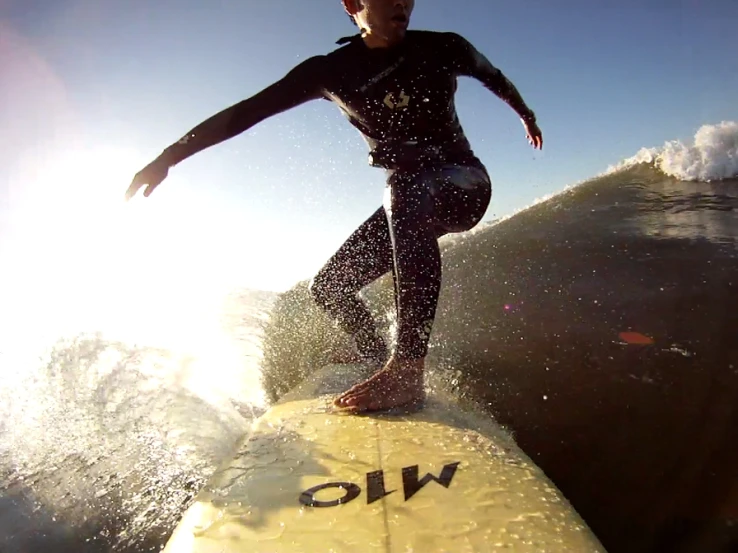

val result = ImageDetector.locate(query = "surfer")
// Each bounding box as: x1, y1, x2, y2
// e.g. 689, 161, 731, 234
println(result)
125, 0, 543, 413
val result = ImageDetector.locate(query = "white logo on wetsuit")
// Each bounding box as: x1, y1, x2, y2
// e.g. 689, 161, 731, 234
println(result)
359, 57, 405, 92
384, 91, 410, 110
417, 319, 434, 340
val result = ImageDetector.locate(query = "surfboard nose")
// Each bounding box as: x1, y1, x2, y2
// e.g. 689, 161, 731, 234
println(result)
162, 364, 607, 552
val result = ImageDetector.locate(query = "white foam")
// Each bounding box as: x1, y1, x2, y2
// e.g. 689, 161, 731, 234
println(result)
606, 120, 738, 181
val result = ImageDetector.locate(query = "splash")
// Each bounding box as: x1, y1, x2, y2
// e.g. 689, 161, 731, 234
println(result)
607, 121, 738, 181
0, 333, 252, 552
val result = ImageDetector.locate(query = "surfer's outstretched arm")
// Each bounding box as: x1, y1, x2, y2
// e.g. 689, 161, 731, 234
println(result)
126, 55, 326, 200
160, 56, 326, 167
447, 33, 543, 149
447, 32, 533, 120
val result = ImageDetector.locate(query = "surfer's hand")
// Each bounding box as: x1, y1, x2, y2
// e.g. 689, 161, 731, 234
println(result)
523, 119, 543, 150
125, 157, 169, 201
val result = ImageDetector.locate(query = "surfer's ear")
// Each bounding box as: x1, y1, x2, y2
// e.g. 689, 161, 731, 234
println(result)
342, 0, 362, 21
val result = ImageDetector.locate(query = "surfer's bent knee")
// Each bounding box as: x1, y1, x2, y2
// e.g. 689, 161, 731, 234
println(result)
308, 273, 331, 309
428, 165, 492, 233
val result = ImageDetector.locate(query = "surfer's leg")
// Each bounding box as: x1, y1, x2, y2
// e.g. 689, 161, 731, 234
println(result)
387, 169, 443, 362
333, 171, 433, 411
309, 207, 393, 363
335, 165, 491, 412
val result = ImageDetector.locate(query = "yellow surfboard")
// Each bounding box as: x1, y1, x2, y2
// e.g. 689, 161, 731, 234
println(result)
163, 364, 606, 552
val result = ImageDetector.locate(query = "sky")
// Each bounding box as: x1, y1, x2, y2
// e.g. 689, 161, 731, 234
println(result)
1, 0, 737, 300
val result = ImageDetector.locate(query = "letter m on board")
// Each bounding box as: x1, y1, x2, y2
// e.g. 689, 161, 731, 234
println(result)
402, 462, 460, 501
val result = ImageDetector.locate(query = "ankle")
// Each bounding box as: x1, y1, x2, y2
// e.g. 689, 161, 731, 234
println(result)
388, 356, 425, 372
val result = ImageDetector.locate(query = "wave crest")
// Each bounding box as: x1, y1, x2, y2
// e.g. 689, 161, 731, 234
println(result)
607, 121, 738, 181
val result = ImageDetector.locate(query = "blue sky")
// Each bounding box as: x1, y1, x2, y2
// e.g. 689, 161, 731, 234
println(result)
1, 0, 737, 294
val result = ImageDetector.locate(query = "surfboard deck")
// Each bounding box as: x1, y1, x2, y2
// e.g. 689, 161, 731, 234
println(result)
163, 364, 606, 552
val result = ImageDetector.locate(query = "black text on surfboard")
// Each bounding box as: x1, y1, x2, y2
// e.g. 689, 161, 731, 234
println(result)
299, 462, 460, 508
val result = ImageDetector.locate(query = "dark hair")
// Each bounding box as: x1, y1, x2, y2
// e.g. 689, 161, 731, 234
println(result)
348, 14, 358, 26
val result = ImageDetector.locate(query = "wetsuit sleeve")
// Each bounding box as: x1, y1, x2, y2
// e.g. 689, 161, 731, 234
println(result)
445, 33, 536, 122
159, 55, 327, 167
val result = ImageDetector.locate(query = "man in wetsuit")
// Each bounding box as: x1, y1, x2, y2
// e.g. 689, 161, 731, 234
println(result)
126, 0, 543, 413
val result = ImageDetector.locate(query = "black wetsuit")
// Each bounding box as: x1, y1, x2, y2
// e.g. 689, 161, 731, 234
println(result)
160, 30, 537, 362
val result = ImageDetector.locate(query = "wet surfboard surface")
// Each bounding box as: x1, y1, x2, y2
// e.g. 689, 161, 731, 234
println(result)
163, 364, 606, 552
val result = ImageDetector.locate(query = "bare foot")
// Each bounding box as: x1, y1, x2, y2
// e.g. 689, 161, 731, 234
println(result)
327, 348, 363, 365
333, 357, 426, 413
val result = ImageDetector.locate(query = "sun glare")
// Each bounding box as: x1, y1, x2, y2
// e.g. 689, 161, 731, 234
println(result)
1, 146, 236, 356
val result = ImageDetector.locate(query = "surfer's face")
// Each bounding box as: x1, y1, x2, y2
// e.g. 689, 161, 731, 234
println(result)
343, 0, 414, 48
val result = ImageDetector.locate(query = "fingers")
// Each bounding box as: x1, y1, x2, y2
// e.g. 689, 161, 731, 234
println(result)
523, 120, 543, 151
125, 161, 166, 200
124, 175, 145, 201
528, 130, 543, 150
126, 178, 159, 200
143, 183, 159, 197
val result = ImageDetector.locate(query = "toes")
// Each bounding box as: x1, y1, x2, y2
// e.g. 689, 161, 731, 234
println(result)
334, 383, 364, 405
347, 390, 371, 405
333, 393, 353, 407
339, 389, 375, 409
333, 390, 362, 407
335, 381, 373, 402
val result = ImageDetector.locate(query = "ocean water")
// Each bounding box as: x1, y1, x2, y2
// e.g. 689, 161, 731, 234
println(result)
0, 288, 276, 552
1, 120, 736, 553
259, 121, 738, 553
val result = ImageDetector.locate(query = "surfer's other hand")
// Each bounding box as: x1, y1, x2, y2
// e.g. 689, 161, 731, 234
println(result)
523, 119, 543, 150
125, 157, 170, 201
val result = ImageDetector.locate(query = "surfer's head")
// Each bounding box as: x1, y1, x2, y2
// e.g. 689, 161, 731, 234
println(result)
342, 0, 414, 48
